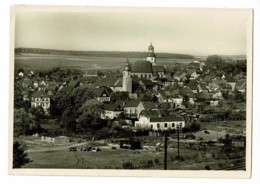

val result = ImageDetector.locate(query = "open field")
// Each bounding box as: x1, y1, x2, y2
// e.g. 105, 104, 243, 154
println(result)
15, 54, 195, 71
20, 135, 245, 170
200, 120, 246, 135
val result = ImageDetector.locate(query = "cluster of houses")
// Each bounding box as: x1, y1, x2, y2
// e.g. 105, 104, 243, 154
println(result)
15, 43, 246, 131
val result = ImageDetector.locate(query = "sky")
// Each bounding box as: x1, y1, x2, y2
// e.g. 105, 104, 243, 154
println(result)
15, 6, 252, 56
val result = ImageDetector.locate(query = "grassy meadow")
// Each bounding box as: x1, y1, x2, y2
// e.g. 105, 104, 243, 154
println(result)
15, 53, 195, 72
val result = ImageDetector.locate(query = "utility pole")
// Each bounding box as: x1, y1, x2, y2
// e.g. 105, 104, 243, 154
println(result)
176, 124, 182, 159
177, 126, 180, 158
164, 134, 168, 170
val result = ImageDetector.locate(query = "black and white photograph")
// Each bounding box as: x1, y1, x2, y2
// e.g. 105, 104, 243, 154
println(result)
9, 5, 252, 178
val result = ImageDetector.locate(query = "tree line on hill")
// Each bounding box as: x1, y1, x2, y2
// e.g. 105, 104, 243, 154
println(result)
15, 47, 195, 59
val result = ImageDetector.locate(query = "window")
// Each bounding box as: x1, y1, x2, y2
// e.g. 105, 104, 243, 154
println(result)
157, 124, 160, 128
172, 123, 175, 128
164, 123, 167, 128
150, 125, 153, 129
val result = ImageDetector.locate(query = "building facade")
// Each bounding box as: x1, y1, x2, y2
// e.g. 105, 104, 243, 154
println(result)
31, 90, 50, 113
122, 60, 132, 93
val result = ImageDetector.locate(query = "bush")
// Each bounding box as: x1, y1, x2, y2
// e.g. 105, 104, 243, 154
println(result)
174, 156, 185, 161
154, 158, 161, 167
122, 161, 134, 169
190, 122, 201, 132
185, 133, 196, 139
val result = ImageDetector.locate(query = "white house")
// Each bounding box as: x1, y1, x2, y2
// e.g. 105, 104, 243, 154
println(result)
31, 90, 50, 113
101, 104, 124, 119
18, 72, 24, 77
123, 100, 145, 118
135, 114, 185, 131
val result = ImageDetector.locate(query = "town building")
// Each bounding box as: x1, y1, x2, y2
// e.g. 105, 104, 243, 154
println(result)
122, 59, 132, 93
135, 110, 185, 131
131, 43, 165, 79
101, 104, 125, 119
31, 90, 50, 113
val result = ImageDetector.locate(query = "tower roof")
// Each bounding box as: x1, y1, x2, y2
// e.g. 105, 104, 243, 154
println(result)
148, 43, 154, 50
124, 59, 131, 71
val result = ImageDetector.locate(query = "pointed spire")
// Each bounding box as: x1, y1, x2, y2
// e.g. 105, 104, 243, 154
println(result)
124, 58, 131, 71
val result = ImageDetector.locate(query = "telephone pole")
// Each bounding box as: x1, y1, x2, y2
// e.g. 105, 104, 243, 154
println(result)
164, 134, 168, 170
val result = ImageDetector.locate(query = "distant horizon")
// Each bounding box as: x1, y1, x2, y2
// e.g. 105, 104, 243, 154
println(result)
15, 7, 251, 56
15, 47, 247, 58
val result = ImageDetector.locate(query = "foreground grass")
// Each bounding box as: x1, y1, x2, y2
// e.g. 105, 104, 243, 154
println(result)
23, 144, 245, 170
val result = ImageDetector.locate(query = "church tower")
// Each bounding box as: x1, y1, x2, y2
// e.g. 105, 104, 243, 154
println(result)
122, 59, 132, 93
146, 43, 156, 65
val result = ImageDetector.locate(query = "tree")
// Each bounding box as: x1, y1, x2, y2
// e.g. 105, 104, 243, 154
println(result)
110, 91, 130, 102
205, 55, 225, 70
190, 122, 201, 132
28, 106, 46, 132
13, 141, 30, 168
219, 134, 233, 159
233, 90, 246, 103
14, 86, 24, 109
14, 108, 37, 136
76, 99, 104, 133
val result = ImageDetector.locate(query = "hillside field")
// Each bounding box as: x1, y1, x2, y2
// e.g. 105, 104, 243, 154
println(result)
14, 54, 195, 72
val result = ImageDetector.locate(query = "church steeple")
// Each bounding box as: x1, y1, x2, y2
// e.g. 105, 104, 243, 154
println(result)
122, 59, 132, 93
146, 43, 156, 65
124, 59, 131, 71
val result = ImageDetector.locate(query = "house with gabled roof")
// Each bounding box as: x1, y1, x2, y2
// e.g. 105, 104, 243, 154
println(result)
186, 69, 200, 80
22, 78, 32, 89
91, 87, 113, 102
60, 86, 75, 94
135, 113, 185, 131
197, 91, 211, 102
235, 80, 246, 93
142, 102, 158, 111
225, 76, 236, 91
153, 65, 165, 78
171, 94, 184, 108
68, 80, 81, 88
197, 83, 208, 93
138, 78, 155, 90
101, 104, 124, 120
181, 86, 195, 104
123, 100, 145, 118
31, 90, 50, 113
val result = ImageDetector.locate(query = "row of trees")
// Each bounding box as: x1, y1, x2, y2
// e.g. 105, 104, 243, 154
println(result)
205, 55, 246, 75
15, 47, 195, 59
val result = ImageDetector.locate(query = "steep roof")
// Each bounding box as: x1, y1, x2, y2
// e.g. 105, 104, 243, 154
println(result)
143, 102, 157, 110
91, 87, 112, 97
104, 104, 123, 111
225, 76, 236, 83
96, 78, 119, 87
153, 65, 165, 75
139, 79, 154, 86
132, 60, 153, 73
236, 81, 246, 89
197, 91, 210, 100
140, 110, 159, 118
32, 90, 49, 98
60, 86, 75, 93
150, 116, 184, 122
125, 100, 141, 107
68, 80, 80, 87
186, 69, 197, 76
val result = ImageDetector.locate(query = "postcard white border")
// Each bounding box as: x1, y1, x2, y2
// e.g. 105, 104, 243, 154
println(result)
8, 5, 253, 179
